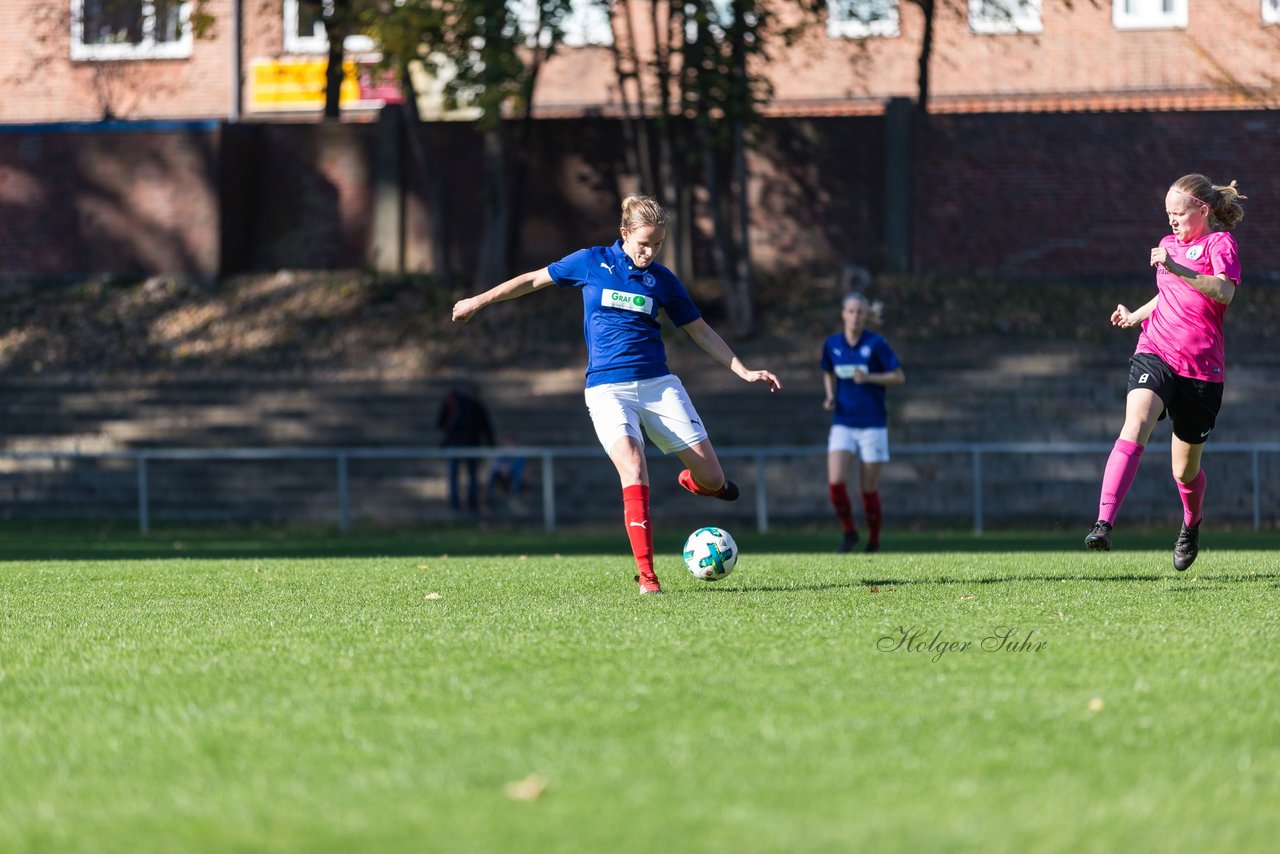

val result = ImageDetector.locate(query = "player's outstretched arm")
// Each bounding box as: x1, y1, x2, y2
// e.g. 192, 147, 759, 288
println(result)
680, 318, 782, 392
452, 268, 555, 323
1112, 295, 1158, 329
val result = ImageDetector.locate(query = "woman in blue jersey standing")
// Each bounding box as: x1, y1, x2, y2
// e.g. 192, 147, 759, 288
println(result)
822, 293, 905, 554
452, 195, 781, 594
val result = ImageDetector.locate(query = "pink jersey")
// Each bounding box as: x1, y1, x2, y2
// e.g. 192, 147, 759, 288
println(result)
1135, 230, 1240, 382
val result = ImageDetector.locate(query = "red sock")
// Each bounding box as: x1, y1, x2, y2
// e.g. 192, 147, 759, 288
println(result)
678, 468, 724, 497
829, 483, 856, 534
1176, 469, 1206, 527
1098, 439, 1144, 524
861, 490, 883, 547
622, 484, 656, 584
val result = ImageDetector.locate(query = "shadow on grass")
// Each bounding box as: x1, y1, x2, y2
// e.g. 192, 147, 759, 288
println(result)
0, 522, 1274, 562
698, 572, 1280, 593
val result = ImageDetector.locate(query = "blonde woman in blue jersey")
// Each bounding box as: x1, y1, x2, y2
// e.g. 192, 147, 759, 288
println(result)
822, 293, 905, 554
452, 195, 781, 594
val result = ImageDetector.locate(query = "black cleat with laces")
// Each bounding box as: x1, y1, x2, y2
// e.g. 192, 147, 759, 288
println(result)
1084, 520, 1113, 551
1173, 520, 1201, 571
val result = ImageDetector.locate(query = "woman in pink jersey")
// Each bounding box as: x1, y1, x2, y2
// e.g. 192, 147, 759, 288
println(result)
1085, 174, 1246, 571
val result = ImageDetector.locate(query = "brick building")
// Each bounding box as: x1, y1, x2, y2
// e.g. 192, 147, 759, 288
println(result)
3, 0, 385, 123
2, 1, 1278, 123
1, 2, 1278, 282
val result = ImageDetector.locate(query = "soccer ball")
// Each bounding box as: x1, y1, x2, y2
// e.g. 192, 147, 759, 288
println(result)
682, 526, 738, 581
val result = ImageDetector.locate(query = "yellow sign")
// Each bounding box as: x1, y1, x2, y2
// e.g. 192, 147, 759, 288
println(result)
250, 58, 364, 111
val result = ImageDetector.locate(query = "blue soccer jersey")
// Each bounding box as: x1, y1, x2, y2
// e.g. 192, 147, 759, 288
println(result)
821, 331, 901, 428
548, 240, 701, 387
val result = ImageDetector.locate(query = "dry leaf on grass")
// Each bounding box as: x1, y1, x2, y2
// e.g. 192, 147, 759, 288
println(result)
1088, 697, 1104, 713
424, 592, 442, 601
504, 774, 548, 801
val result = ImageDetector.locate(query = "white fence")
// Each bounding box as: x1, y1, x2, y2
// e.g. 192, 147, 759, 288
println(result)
2, 442, 1278, 533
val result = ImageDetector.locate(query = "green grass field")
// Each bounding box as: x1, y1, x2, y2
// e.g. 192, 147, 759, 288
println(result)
2, 524, 1278, 853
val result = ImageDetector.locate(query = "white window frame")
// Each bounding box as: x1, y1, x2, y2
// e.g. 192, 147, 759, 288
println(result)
283, 0, 376, 55
70, 0, 193, 61
969, 0, 1043, 34
827, 0, 900, 38
1112, 0, 1187, 30
1264, 0, 1280, 25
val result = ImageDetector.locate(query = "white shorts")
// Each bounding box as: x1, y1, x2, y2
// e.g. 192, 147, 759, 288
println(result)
584, 375, 709, 455
828, 425, 890, 463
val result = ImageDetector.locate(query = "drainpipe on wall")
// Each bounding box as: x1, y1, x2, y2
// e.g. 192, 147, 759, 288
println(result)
229, 0, 243, 122
883, 97, 914, 274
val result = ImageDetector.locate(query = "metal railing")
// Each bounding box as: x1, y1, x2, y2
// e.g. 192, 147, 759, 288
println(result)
2, 442, 1277, 534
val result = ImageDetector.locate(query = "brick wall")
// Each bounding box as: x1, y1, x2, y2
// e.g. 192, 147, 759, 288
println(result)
3, 109, 1278, 282
244, 122, 379, 270
0, 122, 223, 280
399, 114, 887, 279
912, 110, 1280, 278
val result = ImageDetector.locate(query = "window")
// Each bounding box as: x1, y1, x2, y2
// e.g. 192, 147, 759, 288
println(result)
71, 0, 193, 60
970, 0, 1043, 34
1112, 0, 1187, 30
827, 0, 900, 38
283, 0, 375, 54
1264, 0, 1280, 24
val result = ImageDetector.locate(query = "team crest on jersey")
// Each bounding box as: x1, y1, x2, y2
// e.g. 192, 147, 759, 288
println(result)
641, 272, 656, 288
860, 345, 872, 358
601, 289, 653, 314
1185, 245, 1204, 261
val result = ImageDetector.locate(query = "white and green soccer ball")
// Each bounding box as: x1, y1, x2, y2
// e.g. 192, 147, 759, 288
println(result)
682, 526, 738, 581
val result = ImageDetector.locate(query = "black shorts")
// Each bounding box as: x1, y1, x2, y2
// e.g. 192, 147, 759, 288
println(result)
1127, 352, 1224, 445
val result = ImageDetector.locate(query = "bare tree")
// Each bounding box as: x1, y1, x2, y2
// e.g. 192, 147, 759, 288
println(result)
672, 0, 826, 336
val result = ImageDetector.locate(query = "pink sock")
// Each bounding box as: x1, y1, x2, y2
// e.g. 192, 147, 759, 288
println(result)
1176, 469, 1206, 527
1098, 439, 1144, 525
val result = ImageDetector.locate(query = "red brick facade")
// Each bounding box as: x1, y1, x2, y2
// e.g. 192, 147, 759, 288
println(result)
764, 0, 1280, 115
1, 1, 1277, 124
